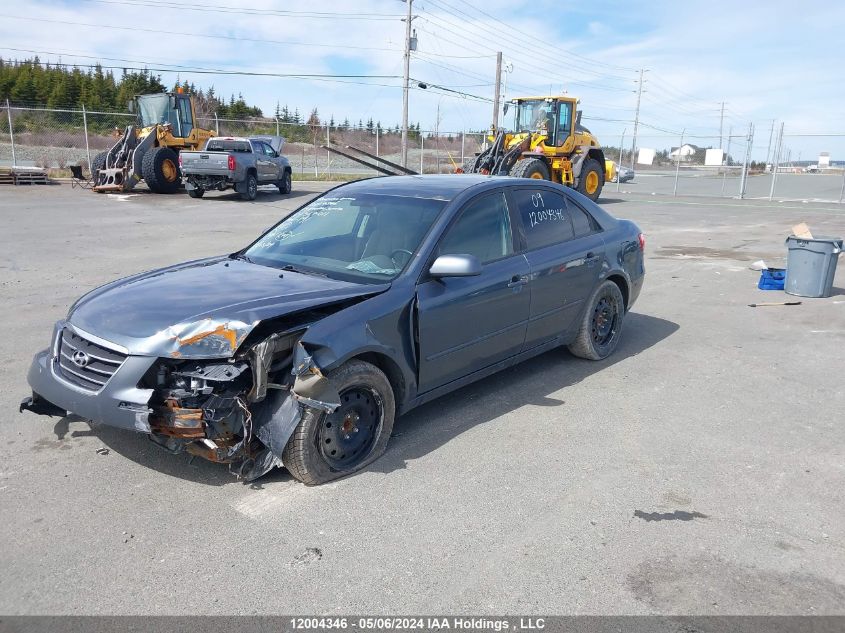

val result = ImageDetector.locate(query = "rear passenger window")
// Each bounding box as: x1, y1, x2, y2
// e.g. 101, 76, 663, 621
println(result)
568, 199, 600, 237
513, 189, 574, 250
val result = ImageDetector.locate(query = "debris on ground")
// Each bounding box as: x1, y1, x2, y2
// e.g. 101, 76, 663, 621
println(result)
748, 301, 802, 307
95, 447, 109, 455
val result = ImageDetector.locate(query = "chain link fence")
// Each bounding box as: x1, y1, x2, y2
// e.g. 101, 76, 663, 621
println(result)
2, 101, 842, 202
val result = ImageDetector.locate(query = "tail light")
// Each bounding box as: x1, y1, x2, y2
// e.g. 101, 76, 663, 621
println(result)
638, 233, 646, 251
228, 155, 236, 171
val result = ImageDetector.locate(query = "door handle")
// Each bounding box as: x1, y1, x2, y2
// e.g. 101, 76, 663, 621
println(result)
507, 274, 528, 288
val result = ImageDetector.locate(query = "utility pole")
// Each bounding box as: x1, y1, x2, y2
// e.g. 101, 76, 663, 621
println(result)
400, 0, 414, 169
630, 68, 646, 171
718, 101, 725, 150
492, 51, 503, 132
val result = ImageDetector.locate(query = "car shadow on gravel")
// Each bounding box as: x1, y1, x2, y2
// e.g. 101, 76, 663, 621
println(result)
77, 312, 677, 487
191, 189, 313, 203
370, 312, 679, 476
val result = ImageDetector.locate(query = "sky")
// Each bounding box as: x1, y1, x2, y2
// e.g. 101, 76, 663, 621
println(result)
1, 0, 844, 160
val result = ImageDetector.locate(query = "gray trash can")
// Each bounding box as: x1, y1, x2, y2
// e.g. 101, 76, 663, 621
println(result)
784, 236, 843, 298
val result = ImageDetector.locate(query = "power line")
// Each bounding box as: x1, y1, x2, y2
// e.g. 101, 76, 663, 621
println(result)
0, 14, 403, 53
78, 0, 403, 19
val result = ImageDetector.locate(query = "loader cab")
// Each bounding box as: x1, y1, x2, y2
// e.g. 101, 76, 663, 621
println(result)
512, 97, 576, 147
133, 92, 193, 138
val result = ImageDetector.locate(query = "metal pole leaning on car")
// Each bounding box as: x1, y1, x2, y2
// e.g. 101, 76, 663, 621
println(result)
839, 166, 845, 204
82, 104, 92, 173
769, 122, 784, 201
673, 128, 684, 197
617, 128, 626, 193
420, 133, 424, 174
721, 125, 732, 196
326, 123, 331, 179
6, 99, 16, 167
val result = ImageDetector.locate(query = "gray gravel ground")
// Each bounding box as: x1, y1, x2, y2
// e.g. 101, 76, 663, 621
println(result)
0, 182, 844, 615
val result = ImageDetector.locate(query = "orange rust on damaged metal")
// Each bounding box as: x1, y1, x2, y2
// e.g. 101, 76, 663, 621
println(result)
176, 324, 238, 351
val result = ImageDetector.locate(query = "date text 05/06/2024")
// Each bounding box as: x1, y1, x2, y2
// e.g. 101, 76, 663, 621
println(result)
289, 617, 547, 631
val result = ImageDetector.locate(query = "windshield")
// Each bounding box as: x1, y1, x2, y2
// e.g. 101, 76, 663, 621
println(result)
137, 94, 176, 128
514, 99, 552, 133
244, 192, 447, 283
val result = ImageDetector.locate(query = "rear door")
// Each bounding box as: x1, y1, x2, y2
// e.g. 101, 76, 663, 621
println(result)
253, 141, 275, 182
510, 186, 605, 348
416, 190, 530, 393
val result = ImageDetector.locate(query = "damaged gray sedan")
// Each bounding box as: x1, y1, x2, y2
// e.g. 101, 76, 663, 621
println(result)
22, 175, 645, 485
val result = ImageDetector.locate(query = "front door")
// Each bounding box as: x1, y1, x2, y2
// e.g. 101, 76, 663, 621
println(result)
417, 190, 530, 393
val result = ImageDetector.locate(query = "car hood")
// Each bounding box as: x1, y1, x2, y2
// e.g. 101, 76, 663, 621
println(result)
68, 257, 389, 358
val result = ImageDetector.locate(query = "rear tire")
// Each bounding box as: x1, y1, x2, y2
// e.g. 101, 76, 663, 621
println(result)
576, 157, 604, 202
282, 360, 395, 486
142, 147, 181, 194
511, 157, 550, 180
240, 173, 258, 201
568, 280, 625, 360
187, 187, 204, 198
277, 169, 292, 194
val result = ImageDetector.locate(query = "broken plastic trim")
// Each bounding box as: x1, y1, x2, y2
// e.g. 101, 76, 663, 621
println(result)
290, 342, 341, 412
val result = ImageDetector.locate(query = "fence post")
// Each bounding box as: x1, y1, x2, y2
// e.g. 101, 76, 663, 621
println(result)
325, 123, 331, 179
617, 128, 626, 193
721, 125, 732, 196
301, 146, 305, 175
6, 99, 16, 167
275, 116, 279, 137
82, 104, 92, 172
769, 122, 784, 201
738, 122, 754, 199
839, 167, 845, 204
214, 112, 219, 135
420, 134, 424, 174
461, 132, 465, 165
673, 129, 685, 197
376, 126, 380, 158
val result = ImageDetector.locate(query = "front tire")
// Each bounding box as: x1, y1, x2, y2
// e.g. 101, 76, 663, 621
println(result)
240, 173, 258, 201
282, 360, 395, 485
511, 157, 550, 180
142, 147, 181, 193
576, 157, 604, 201
568, 280, 625, 360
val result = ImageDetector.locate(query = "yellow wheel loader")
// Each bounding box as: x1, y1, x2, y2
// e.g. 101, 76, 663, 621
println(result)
92, 92, 215, 193
458, 96, 614, 202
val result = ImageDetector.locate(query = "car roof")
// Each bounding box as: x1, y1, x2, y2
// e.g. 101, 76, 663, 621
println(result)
335, 174, 504, 201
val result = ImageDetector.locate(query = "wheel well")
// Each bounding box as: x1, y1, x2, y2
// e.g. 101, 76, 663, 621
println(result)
607, 274, 629, 310
351, 352, 406, 407
587, 148, 605, 165
247, 167, 257, 176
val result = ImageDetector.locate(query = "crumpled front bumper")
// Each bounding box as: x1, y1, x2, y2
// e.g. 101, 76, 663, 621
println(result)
24, 321, 157, 433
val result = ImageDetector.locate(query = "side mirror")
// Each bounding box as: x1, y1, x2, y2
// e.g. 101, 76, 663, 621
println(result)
127, 100, 135, 114
429, 254, 482, 278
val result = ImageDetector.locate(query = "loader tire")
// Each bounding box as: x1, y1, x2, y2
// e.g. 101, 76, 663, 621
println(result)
91, 151, 107, 181
142, 147, 181, 194
576, 157, 604, 202
511, 157, 550, 180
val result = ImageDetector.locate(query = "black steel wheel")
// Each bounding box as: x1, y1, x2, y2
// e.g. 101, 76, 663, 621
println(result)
318, 387, 382, 470
283, 360, 395, 485
568, 279, 625, 360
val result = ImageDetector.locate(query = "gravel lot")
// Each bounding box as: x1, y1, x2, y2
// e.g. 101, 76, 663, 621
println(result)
1, 182, 844, 615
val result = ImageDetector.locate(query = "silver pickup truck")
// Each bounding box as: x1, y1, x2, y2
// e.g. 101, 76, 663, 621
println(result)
180, 136, 292, 200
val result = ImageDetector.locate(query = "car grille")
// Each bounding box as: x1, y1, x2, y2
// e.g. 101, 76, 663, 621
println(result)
57, 328, 127, 391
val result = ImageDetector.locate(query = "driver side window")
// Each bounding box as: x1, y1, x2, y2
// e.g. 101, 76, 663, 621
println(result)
438, 192, 514, 264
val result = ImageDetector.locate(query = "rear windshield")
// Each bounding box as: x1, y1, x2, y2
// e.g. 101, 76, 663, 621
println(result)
205, 140, 252, 153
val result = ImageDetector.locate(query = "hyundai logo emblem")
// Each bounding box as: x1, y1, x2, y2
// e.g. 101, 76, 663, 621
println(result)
71, 350, 90, 368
